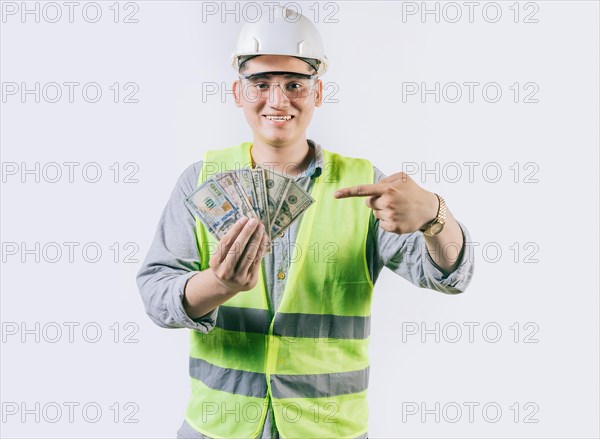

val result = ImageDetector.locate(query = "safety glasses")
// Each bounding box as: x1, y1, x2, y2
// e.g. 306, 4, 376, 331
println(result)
238, 71, 318, 101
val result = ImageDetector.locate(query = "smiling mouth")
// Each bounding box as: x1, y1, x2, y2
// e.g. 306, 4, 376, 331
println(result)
264, 115, 294, 121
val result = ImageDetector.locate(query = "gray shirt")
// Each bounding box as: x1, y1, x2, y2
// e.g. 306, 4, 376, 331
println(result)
136, 139, 475, 439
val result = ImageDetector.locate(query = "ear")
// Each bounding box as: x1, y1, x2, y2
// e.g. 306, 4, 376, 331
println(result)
233, 79, 242, 108
314, 79, 324, 107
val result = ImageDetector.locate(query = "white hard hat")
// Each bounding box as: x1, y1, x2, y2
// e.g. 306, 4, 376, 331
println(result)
231, 6, 329, 76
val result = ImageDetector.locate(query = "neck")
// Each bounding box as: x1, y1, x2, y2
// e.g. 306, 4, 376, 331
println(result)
250, 137, 313, 177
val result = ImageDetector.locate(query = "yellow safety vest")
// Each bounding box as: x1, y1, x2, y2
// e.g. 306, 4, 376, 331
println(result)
186, 142, 374, 438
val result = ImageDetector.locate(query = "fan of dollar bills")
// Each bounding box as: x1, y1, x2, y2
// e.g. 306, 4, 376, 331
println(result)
185, 167, 315, 250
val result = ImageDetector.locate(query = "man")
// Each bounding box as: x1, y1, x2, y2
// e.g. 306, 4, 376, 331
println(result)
137, 6, 474, 439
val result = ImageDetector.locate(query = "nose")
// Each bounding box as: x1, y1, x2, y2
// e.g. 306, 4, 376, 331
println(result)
268, 82, 290, 106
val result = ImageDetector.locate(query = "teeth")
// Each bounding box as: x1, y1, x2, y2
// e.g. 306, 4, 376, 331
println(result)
266, 115, 292, 121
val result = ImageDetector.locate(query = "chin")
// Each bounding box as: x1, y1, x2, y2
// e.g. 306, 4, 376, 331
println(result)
256, 128, 289, 143
265, 136, 290, 146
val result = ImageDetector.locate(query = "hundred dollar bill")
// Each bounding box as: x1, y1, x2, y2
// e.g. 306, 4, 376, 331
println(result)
251, 168, 271, 237
215, 172, 258, 220
185, 178, 242, 240
231, 168, 260, 217
271, 179, 315, 237
262, 167, 291, 233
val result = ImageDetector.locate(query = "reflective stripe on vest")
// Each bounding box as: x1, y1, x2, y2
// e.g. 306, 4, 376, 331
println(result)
215, 305, 371, 339
185, 142, 374, 438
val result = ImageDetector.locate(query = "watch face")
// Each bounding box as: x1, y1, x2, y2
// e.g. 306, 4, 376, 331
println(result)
431, 223, 444, 235
425, 222, 444, 236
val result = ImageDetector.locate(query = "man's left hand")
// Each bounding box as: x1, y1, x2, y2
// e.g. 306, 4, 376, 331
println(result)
333, 172, 439, 235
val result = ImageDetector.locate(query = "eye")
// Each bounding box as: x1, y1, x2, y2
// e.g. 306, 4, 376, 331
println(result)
254, 82, 269, 90
286, 82, 303, 91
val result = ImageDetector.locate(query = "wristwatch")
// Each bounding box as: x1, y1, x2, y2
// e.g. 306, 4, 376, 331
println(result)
420, 193, 446, 237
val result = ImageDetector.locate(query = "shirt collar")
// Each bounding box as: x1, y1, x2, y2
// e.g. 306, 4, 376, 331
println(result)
298, 139, 323, 179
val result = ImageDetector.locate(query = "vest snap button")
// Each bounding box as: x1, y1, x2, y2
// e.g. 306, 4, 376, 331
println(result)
277, 271, 285, 280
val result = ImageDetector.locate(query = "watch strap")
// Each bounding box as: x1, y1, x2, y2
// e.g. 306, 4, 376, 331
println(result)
421, 193, 446, 235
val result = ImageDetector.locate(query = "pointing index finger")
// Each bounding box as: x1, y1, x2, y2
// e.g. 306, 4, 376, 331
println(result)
333, 183, 384, 199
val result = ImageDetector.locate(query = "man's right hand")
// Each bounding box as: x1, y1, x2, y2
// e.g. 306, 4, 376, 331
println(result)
209, 216, 269, 294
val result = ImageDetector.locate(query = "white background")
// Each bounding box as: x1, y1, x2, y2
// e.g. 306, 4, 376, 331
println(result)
1, 1, 598, 438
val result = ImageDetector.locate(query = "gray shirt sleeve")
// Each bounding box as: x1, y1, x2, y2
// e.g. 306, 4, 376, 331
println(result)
136, 161, 218, 332
368, 166, 474, 293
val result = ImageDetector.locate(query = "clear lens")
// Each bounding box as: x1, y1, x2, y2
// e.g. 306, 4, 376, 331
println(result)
240, 73, 315, 101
